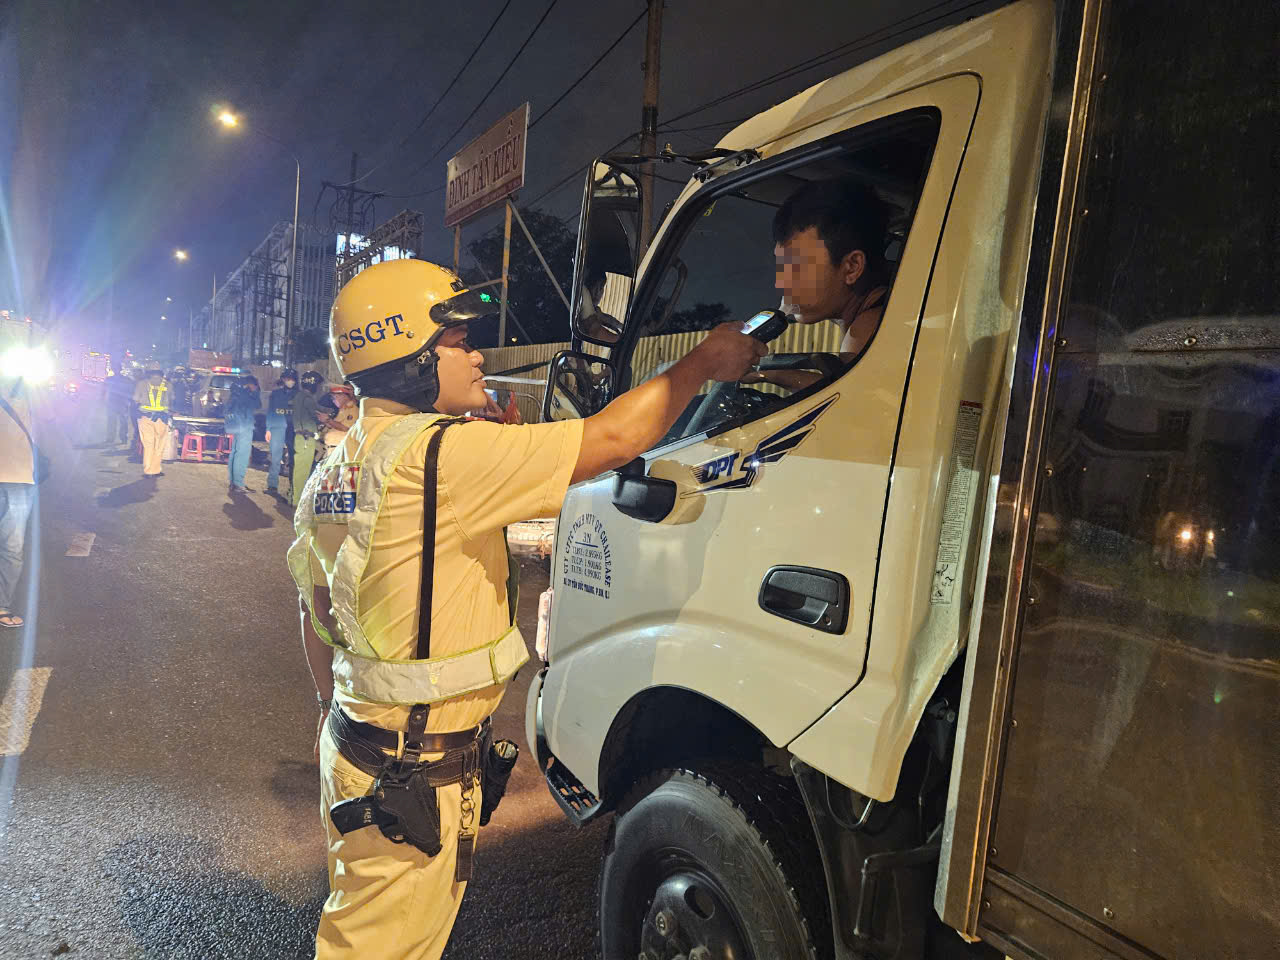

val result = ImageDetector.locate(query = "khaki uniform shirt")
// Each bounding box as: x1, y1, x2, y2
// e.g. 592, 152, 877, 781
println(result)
309, 397, 584, 733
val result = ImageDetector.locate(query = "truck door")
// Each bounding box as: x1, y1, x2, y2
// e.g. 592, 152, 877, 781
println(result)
543, 79, 979, 764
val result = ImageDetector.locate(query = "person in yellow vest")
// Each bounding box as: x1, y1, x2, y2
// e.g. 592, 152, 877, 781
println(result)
131, 364, 171, 478
290, 258, 764, 960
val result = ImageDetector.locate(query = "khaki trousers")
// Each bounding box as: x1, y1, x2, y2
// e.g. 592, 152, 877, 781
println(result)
137, 416, 168, 476
316, 723, 478, 960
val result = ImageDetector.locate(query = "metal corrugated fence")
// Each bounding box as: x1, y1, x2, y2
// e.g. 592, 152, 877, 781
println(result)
481, 321, 843, 421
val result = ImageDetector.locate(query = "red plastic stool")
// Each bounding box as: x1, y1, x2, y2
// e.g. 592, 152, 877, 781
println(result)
180, 432, 210, 462
217, 434, 232, 462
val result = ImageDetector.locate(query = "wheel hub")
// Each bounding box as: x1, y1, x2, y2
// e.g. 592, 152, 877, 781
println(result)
640, 869, 750, 959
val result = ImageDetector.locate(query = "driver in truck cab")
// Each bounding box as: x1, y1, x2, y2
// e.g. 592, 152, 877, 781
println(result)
747, 178, 892, 391
290, 257, 765, 960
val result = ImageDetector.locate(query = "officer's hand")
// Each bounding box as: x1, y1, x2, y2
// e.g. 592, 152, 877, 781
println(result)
692, 323, 770, 383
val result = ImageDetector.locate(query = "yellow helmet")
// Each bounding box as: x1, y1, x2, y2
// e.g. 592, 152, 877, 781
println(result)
329, 258, 497, 405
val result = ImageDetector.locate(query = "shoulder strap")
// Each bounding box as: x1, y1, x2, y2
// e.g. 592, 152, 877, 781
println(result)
408, 416, 464, 752
417, 419, 464, 660
0, 391, 36, 450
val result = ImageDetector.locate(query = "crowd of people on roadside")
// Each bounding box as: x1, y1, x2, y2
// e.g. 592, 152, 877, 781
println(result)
104, 361, 357, 502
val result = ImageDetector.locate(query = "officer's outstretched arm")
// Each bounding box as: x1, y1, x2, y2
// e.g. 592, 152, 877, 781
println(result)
573, 323, 766, 484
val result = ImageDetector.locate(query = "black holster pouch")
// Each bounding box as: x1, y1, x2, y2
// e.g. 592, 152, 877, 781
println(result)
330, 760, 444, 856
479, 738, 519, 827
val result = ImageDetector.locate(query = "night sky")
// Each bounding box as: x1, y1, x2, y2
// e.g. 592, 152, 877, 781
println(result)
0, 0, 1000, 354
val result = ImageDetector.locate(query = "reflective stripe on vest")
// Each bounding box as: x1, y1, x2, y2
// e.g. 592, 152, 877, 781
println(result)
286, 414, 528, 706
140, 383, 169, 412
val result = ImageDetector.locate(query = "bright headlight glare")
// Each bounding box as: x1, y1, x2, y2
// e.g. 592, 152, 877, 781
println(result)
1, 346, 55, 383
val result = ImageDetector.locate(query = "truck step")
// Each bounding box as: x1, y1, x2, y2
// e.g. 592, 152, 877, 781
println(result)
543, 754, 601, 825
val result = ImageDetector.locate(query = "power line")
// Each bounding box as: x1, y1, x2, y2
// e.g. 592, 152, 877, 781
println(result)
527, 3, 977, 214
331, 0, 516, 187
394, 0, 984, 216
383, 4, 643, 201
392, 0, 562, 192
658, 0, 973, 131
529, 8, 647, 129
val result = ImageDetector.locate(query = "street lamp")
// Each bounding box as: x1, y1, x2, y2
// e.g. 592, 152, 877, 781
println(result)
216, 108, 300, 367
172, 253, 218, 361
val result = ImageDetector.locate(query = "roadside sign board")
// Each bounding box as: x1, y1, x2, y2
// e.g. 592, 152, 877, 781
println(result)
444, 103, 529, 228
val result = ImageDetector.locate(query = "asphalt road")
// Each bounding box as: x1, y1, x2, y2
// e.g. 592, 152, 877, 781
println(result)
0, 401, 607, 959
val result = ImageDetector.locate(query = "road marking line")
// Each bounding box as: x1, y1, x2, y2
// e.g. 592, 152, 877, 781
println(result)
66, 532, 96, 557
0, 668, 53, 757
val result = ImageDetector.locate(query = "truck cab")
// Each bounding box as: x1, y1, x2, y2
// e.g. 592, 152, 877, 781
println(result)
528, 2, 1279, 957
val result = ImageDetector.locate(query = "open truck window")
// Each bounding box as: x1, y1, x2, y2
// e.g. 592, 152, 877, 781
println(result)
625, 110, 940, 449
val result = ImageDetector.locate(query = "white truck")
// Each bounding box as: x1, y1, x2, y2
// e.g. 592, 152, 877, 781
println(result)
529, 2, 1278, 958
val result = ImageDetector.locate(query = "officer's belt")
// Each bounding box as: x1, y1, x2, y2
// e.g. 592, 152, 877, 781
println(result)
328, 704, 488, 779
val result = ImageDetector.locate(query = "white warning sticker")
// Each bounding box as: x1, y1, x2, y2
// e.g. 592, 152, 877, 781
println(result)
931, 401, 983, 605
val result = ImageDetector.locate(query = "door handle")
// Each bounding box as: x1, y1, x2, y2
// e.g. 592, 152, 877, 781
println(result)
758, 565, 849, 634
611, 458, 676, 523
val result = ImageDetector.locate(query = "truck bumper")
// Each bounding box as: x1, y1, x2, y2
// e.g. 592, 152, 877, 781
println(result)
525, 665, 602, 826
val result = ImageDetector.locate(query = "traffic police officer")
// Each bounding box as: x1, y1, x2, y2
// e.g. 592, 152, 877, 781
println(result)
266, 368, 298, 497
290, 370, 325, 505
289, 258, 763, 959
132, 364, 171, 477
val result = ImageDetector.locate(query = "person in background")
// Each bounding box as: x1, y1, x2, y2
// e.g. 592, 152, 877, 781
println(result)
290, 370, 327, 506
105, 364, 134, 445
0, 372, 38, 630
224, 374, 261, 494
318, 386, 356, 456
168, 365, 193, 417
132, 365, 171, 478
265, 368, 298, 499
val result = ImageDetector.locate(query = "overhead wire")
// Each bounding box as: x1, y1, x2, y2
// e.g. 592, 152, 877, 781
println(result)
656, 0, 973, 131
529, 8, 647, 128
382, 4, 643, 200
388, 0, 562, 194
515, 1, 978, 216
330, 0, 516, 187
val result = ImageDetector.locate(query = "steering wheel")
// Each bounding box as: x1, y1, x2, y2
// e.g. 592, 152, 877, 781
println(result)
685, 381, 778, 437
683, 352, 843, 437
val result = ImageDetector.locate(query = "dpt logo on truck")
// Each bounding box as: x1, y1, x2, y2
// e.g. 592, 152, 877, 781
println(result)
689, 395, 839, 494
313, 462, 360, 520
562, 513, 612, 600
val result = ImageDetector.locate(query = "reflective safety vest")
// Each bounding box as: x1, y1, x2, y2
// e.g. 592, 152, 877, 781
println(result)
140, 382, 169, 413
287, 413, 528, 706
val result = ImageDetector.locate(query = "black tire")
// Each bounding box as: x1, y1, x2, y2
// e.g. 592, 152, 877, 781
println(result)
599, 765, 831, 960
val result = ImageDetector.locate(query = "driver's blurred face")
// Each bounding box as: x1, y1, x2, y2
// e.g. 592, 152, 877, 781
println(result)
775, 226, 863, 323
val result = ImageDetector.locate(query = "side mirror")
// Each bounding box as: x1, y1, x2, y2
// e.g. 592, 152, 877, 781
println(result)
542, 350, 616, 423
570, 160, 641, 347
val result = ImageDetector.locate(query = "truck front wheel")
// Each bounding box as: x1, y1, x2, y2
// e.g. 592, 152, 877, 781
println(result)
599, 765, 830, 960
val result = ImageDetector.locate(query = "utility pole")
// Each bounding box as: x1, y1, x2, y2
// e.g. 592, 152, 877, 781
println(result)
345, 153, 357, 255
639, 0, 664, 254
